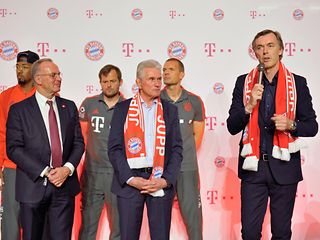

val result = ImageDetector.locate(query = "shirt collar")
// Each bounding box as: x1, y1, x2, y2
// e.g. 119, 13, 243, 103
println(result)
35, 91, 56, 108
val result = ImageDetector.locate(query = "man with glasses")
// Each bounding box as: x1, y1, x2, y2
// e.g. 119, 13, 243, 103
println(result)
0, 50, 39, 240
6, 58, 84, 239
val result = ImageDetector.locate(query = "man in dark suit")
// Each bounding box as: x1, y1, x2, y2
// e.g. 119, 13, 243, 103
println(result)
227, 29, 318, 240
6, 58, 84, 240
108, 59, 183, 240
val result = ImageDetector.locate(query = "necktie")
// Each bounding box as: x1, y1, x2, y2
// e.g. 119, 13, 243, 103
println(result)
47, 100, 62, 168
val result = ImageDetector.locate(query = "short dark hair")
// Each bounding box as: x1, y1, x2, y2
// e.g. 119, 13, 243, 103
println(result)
165, 58, 185, 72
99, 64, 122, 81
252, 29, 284, 60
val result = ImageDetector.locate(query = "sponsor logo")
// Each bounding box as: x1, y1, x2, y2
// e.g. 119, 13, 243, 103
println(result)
168, 41, 187, 60
128, 137, 142, 154
0, 40, 19, 61
214, 156, 225, 168
132, 8, 143, 20
132, 83, 139, 94
84, 41, 104, 61
248, 44, 257, 60
293, 9, 304, 20
47, 8, 59, 19
213, 82, 224, 94
213, 9, 224, 20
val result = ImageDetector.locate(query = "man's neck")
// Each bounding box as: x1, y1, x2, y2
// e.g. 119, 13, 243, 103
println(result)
264, 62, 279, 83
165, 84, 182, 102
104, 93, 120, 108
19, 81, 34, 93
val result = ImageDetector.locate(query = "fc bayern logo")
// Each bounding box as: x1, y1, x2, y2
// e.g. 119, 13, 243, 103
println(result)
84, 41, 104, 61
131, 8, 143, 20
168, 41, 187, 60
214, 156, 225, 168
152, 167, 163, 179
293, 9, 304, 20
213, 82, 224, 94
213, 9, 224, 21
131, 83, 139, 94
0, 40, 19, 61
128, 137, 142, 154
47, 8, 59, 19
248, 44, 257, 60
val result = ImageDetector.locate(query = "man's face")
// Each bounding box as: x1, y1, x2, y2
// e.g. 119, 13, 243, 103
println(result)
163, 60, 184, 86
16, 60, 32, 85
35, 62, 62, 96
100, 69, 122, 98
254, 33, 283, 71
137, 68, 162, 100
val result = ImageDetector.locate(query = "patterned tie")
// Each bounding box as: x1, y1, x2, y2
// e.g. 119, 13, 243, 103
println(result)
47, 100, 62, 168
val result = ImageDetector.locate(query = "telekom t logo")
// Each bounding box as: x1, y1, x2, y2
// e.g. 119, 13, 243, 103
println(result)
122, 43, 134, 57
0, 9, 7, 17
285, 42, 296, 56
204, 43, 216, 57
37, 43, 49, 57
91, 116, 105, 133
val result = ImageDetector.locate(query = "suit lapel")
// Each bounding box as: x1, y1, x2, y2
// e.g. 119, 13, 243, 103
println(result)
29, 95, 51, 147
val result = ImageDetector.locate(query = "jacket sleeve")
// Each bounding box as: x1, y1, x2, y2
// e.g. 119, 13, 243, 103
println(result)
108, 102, 133, 186
291, 75, 318, 137
227, 75, 250, 135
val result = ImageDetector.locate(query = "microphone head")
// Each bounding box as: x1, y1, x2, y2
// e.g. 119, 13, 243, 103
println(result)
258, 63, 265, 72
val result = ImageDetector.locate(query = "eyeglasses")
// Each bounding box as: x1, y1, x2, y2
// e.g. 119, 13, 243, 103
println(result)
36, 72, 63, 79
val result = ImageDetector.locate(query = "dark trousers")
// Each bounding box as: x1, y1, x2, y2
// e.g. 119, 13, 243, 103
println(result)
117, 172, 175, 240
241, 161, 298, 240
20, 182, 75, 240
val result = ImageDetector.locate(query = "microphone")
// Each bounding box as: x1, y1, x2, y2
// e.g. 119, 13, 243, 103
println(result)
258, 63, 264, 85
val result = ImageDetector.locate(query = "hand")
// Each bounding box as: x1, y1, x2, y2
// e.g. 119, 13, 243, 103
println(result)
48, 166, 71, 187
140, 178, 167, 194
127, 177, 150, 190
271, 114, 293, 131
245, 83, 264, 113
0, 169, 4, 191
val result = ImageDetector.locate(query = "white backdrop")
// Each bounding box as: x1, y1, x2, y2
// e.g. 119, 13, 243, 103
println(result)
1, 1, 320, 239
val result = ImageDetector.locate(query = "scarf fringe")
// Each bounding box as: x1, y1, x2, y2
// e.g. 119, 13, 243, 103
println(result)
241, 143, 252, 157
242, 156, 259, 171
272, 138, 308, 161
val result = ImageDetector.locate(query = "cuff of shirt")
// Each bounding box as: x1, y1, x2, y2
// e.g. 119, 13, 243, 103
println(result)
126, 176, 134, 184
64, 162, 75, 176
40, 166, 51, 177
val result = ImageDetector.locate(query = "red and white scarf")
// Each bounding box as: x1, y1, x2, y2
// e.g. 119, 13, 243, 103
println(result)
241, 62, 306, 171
124, 93, 166, 181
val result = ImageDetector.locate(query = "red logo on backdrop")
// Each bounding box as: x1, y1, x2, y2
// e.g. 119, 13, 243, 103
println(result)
131, 83, 139, 94
213, 9, 224, 20
184, 102, 192, 112
213, 82, 224, 94
214, 156, 225, 168
168, 41, 187, 60
84, 41, 104, 61
47, 8, 59, 19
0, 40, 19, 61
248, 44, 257, 60
132, 8, 143, 20
293, 9, 304, 20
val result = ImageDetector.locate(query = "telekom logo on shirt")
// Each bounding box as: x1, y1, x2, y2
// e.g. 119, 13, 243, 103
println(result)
91, 116, 105, 133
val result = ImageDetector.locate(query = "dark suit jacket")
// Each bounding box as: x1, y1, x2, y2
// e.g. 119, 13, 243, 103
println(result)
6, 94, 84, 203
108, 98, 183, 198
227, 73, 318, 185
